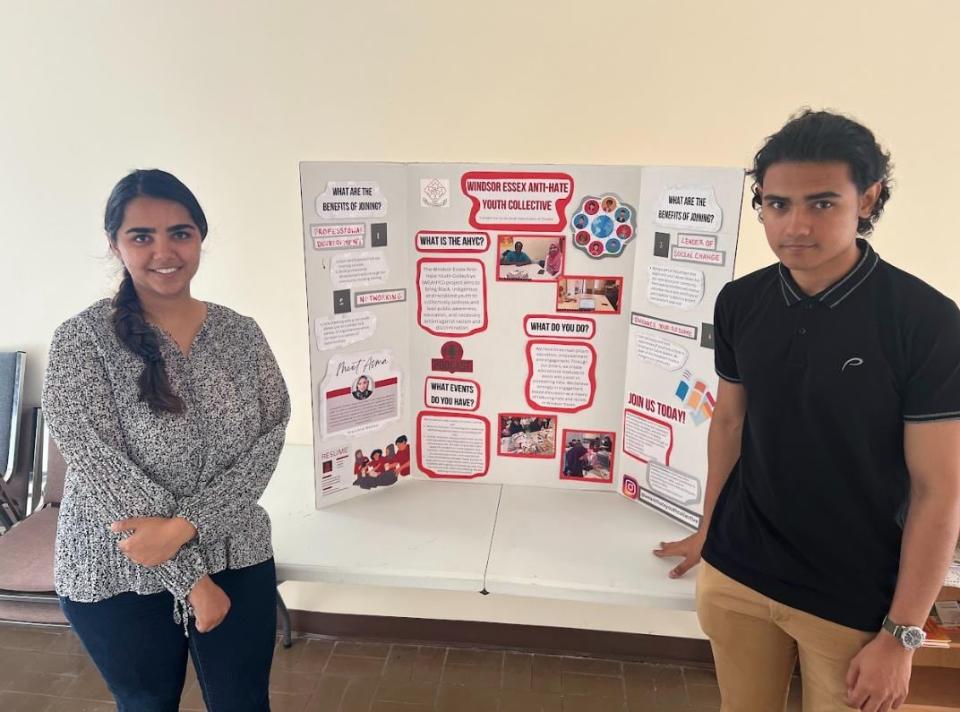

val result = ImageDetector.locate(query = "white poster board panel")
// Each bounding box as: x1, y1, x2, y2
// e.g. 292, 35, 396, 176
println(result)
300, 162, 744, 511
300, 163, 415, 508
406, 163, 644, 490
618, 166, 745, 529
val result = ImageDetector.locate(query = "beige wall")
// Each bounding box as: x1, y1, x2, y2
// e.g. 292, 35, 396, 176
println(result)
2, 1, 957, 446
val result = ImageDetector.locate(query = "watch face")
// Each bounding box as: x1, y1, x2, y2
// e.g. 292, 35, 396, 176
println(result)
901, 627, 926, 649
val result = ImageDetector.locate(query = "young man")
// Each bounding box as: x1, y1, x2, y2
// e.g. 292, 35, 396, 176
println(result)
501, 240, 533, 265
394, 435, 411, 476
655, 110, 960, 712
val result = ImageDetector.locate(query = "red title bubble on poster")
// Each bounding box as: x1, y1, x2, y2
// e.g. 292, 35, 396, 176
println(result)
416, 259, 489, 337
415, 230, 491, 253
525, 340, 597, 413
461, 171, 574, 231
417, 412, 490, 479
523, 314, 595, 340
424, 377, 481, 411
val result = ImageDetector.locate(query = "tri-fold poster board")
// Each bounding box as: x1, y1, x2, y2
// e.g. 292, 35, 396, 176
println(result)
299, 163, 744, 530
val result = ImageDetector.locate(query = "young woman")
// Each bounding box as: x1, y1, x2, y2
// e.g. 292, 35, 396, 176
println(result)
351, 374, 372, 400
377, 444, 400, 487
366, 449, 385, 476
42, 169, 290, 712
382, 443, 399, 474
541, 242, 563, 276
354, 449, 370, 477
583, 440, 599, 472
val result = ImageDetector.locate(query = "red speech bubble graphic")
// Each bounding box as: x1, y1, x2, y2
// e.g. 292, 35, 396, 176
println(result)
417, 412, 490, 479
416, 258, 488, 337
525, 340, 597, 413
622, 408, 674, 466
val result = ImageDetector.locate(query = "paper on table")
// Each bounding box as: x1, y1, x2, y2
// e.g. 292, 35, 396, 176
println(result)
947, 566, 960, 588
934, 600, 960, 628
945, 547, 960, 588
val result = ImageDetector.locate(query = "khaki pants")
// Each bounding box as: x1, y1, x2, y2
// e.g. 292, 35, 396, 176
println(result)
696, 561, 874, 712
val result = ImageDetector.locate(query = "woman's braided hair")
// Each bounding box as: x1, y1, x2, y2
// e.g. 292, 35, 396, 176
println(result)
104, 170, 208, 414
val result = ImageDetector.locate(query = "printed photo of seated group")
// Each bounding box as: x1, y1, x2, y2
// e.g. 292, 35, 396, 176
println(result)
353, 434, 411, 490
561, 429, 615, 483
498, 413, 557, 458
497, 235, 564, 282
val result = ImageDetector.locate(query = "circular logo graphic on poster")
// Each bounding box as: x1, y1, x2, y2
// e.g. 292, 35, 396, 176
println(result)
441, 341, 464, 360
569, 194, 637, 259
591, 214, 614, 238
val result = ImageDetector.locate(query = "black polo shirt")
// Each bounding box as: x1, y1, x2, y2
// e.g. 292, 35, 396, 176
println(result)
702, 239, 960, 631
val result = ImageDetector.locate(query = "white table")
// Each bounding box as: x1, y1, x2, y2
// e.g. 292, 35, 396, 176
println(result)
260, 445, 502, 592
484, 485, 696, 609
261, 445, 696, 610
557, 295, 615, 312
497, 262, 552, 281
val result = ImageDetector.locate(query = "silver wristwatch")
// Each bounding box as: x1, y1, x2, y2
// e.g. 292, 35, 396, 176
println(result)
881, 615, 926, 650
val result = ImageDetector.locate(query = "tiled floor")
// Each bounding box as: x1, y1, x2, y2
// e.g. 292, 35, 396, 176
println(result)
0, 621, 803, 711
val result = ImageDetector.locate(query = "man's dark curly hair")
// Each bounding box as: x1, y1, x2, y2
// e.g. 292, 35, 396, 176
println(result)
748, 109, 892, 235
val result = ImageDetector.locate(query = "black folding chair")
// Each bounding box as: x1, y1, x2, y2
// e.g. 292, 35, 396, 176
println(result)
0, 352, 27, 529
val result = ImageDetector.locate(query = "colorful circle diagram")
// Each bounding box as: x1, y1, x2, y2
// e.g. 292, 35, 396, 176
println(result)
569, 194, 636, 259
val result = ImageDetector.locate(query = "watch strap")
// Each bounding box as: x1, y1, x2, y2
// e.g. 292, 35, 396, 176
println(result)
881, 615, 925, 649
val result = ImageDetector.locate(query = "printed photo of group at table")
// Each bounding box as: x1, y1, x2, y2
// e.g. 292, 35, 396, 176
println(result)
497, 235, 564, 282
498, 413, 557, 458
561, 429, 615, 483
352, 434, 411, 490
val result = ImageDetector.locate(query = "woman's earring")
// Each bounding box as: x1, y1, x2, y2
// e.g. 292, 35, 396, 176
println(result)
756, 210, 764, 224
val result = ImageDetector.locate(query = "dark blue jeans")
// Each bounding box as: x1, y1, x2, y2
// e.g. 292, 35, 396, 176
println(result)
61, 558, 277, 712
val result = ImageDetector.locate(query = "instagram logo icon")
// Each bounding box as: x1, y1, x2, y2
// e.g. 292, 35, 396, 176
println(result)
622, 475, 639, 500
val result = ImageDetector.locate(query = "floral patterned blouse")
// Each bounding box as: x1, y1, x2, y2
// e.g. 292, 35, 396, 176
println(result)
42, 299, 290, 626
